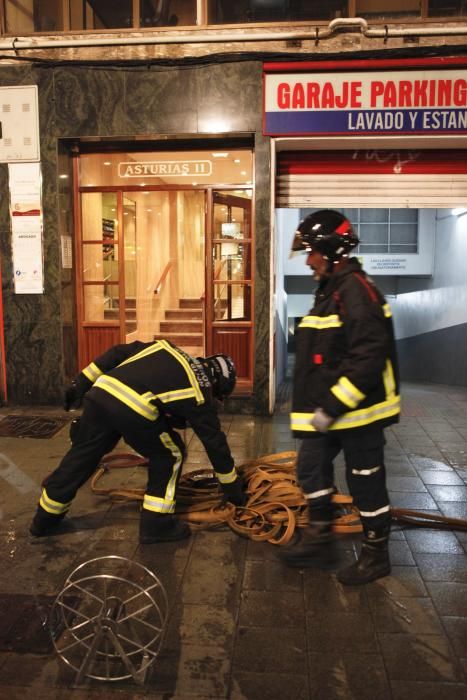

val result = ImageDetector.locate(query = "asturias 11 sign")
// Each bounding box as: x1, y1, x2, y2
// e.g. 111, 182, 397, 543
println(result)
264, 69, 467, 136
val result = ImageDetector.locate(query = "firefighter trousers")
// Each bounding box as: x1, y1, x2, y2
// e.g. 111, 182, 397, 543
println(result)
296, 427, 391, 530
40, 396, 186, 517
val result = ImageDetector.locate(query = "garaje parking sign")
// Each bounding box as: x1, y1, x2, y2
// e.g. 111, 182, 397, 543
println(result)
264, 69, 467, 136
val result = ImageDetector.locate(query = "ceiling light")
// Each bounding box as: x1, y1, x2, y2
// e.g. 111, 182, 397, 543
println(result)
103, 161, 111, 166
211, 152, 229, 158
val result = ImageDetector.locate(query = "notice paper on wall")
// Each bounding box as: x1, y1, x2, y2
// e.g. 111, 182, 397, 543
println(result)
8, 162, 44, 294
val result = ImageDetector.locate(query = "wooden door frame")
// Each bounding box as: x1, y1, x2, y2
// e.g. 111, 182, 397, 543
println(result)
207, 187, 254, 394
0, 261, 7, 403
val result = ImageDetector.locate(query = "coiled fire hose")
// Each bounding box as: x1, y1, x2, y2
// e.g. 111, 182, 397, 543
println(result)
90, 451, 467, 546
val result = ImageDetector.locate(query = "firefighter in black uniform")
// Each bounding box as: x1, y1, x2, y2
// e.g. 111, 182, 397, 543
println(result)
281, 210, 400, 585
29, 339, 245, 543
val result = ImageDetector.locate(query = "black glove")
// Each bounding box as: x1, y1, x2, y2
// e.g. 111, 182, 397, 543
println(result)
166, 414, 188, 430
221, 477, 247, 507
63, 382, 84, 411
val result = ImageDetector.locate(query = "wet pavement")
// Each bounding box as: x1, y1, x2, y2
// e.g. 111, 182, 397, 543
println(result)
0, 380, 467, 699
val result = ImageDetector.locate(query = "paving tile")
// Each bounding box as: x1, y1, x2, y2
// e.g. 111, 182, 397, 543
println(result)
438, 501, 467, 520
366, 566, 428, 597
369, 595, 443, 635
307, 652, 391, 700
164, 604, 236, 650
426, 485, 467, 501
243, 558, 303, 591
413, 552, 467, 583
404, 529, 465, 554
306, 611, 378, 654
303, 570, 369, 612
419, 470, 465, 485
232, 626, 306, 673
180, 531, 246, 606
387, 476, 427, 492
387, 539, 416, 565
378, 632, 463, 681
389, 492, 439, 509
147, 644, 231, 697
391, 680, 467, 699
230, 672, 309, 699
441, 616, 467, 658
239, 590, 305, 628
425, 581, 467, 616
409, 455, 452, 470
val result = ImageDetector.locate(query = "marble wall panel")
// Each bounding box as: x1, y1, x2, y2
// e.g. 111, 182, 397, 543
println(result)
195, 61, 263, 133
251, 131, 272, 414
124, 66, 198, 134
5, 319, 63, 404
53, 68, 127, 136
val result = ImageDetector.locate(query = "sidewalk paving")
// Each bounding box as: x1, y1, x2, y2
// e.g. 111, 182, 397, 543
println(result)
0, 380, 466, 699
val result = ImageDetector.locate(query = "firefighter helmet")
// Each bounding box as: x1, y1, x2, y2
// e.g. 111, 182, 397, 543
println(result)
291, 209, 359, 263
202, 354, 237, 399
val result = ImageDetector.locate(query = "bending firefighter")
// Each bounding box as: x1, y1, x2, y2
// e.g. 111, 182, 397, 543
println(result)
281, 209, 400, 585
30, 339, 245, 543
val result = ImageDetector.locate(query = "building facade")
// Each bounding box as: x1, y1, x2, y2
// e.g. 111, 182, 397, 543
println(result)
1, 2, 467, 411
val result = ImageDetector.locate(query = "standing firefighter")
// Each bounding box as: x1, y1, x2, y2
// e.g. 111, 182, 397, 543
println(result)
281, 209, 400, 585
30, 339, 245, 543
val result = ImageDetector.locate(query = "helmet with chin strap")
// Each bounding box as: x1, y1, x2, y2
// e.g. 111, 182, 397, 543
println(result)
291, 209, 359, 264
201, 354, 236, 400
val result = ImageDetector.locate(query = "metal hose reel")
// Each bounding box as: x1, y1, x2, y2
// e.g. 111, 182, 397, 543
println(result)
49, 556, 168, 685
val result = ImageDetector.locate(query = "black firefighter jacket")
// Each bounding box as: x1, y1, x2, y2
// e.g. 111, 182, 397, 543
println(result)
291, 258, 400, 437
73, 338, 236, 484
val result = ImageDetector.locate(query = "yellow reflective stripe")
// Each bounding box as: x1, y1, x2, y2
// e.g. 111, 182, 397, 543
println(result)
360, 505, 391, 518
142, 431, 183, 514
331, 376, 366, 409
216, 467, 237, 485
40, 488, 72, 515
117, 342, 163, 367
291, 395, 400, 432
158, 339, 204, 405
143, 495, 175, 514
382, 359, 396, 399
157, 387, 199, 404
383, 303, 392, 318
299, 314, 342, 329
82, 361, 102, 383
94, 375, 158, 420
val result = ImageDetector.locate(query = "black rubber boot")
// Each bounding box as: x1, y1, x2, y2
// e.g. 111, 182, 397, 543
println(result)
279, 523, 338, 569
29, 507, 66, 537
337, 523, 391, 585
139, 510, 191, 544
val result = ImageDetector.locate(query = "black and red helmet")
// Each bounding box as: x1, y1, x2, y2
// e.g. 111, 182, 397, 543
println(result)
202, 354, 236, 400
291, 209, 359, 263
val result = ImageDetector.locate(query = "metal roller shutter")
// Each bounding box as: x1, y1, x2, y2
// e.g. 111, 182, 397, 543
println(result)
276, 150, 467, 208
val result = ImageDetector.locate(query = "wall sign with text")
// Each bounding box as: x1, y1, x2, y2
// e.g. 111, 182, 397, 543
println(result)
264, 69, 467, 136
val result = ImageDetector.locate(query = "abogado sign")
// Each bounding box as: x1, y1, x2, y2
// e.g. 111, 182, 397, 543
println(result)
264, 69, 467, 136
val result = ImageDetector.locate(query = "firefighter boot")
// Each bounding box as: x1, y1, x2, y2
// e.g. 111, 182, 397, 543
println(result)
337, 523, 391, 586
139, 510, 191, 544
29, 506, 66, 537
279, 522, 337, 569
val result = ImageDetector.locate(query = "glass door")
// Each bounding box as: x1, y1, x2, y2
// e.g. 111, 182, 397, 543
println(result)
209, 190, 254, 393
123, 189, 206, 357
77, 187, 206, 366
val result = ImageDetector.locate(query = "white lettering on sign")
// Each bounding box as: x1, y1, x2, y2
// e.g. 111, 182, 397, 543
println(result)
118, 160, 212, 178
